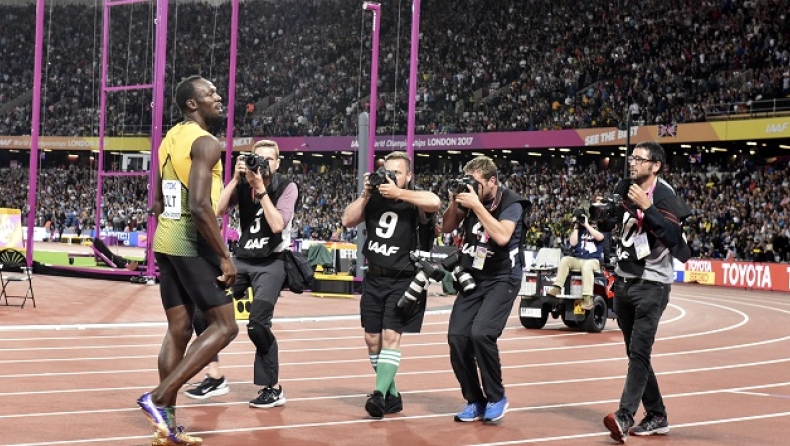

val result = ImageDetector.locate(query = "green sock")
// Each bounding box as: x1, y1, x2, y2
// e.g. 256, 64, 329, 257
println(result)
369, 353, 379, 371
375, 349, 400, 396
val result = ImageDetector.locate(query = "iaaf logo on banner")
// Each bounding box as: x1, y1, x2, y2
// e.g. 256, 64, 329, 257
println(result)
721, 262, 772, 288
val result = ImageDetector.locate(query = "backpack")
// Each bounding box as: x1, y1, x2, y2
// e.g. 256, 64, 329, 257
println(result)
281, 249, 315, 293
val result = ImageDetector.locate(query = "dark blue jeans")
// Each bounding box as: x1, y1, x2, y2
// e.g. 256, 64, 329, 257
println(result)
613, 277, 670, 422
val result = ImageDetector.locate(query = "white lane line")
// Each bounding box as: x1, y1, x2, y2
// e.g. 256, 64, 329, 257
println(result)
0, 300, 690, 336
0, 310, 450, 332
0, 301, 710, 364
3, 354, 790, 415
4, 382, 790, 446
470, 412, 790, 445
0, 323, 584, 354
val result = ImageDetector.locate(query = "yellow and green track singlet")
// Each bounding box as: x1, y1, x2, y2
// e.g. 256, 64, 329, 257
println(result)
153, 121, 223, 257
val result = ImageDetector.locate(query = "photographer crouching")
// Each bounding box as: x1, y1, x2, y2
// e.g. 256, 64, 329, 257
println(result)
341, 151, 440, 419
546, 206, 606, 310
441, 155, 530, 425
216, 140, 298, 409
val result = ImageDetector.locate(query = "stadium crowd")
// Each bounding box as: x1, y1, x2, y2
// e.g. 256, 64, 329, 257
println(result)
2, 0, 790, 138
2, 157, 788, 263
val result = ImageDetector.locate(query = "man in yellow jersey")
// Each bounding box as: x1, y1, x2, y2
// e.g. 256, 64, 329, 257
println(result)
137, 75, 238, 446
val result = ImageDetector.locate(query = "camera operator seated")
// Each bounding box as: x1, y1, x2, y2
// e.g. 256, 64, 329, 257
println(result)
546, 209, 606, 310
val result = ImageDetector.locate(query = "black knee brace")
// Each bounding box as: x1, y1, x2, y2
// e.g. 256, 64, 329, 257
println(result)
248, 322, 275, 355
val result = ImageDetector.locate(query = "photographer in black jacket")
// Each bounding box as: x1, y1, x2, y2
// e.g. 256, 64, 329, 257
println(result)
601, 141, 691, 443
441, 155, 530, 425
217, 140, 298, 409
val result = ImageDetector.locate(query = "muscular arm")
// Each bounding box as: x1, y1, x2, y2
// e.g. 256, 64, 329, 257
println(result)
342, 193, 371, 228
216, 177, 240, 217
259, 182, 297, 234
152, 169, 164, 217
441, 194, 466, 233
188, 135, 231, 260
392, 188, 441, 214
473, 202, 520, 247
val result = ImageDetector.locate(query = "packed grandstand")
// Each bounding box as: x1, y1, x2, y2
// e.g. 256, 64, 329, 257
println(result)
2, 0, 789, 137
1, 0, 789, 264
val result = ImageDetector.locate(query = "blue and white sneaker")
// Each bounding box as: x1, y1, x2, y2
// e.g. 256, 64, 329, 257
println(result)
137, 392, 173, 438
454, 401, 485, 422
484, 397, 509, 424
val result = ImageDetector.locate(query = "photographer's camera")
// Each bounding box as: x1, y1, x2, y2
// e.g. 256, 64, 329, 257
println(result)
368, 167, 397, 190
448, 175, 477, 195
243, 153, 270, 176
441, 252, 476, 292
397, 255, 446, 311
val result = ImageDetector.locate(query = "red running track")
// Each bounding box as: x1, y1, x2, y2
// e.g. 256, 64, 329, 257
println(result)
1, 275, 789, 445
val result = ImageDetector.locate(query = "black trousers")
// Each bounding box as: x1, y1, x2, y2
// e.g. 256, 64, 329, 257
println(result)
235, 256, 286, 387
447, 276, 520, 404
613, 277, 670, 422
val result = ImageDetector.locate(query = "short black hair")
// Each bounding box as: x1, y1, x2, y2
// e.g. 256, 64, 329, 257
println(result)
634, 141, 666, 171
174, 75, 204, 114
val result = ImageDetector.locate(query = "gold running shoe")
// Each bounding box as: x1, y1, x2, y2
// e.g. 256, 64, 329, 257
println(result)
152, 427, 203, 446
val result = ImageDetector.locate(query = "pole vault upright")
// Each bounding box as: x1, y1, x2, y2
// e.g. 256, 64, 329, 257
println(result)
406, 0, 421, 161
25, 0, 46, 267
221, 0, 240, 240
363, 2, 381, 174
96, 0, 168, 280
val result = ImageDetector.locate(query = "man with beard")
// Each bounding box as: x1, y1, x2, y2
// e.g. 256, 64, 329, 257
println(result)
601, 141, 691, 443
216, 139, 298, 410
341, 151, 440, 418
441, 155, 530, 425
138, 76, 238, 446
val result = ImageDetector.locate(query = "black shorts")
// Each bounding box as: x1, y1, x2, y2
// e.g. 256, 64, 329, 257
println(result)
155, 252, 232, 311
360, 274, 426, 334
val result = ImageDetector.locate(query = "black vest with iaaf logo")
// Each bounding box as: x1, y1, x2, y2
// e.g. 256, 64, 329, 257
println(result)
363, 193, 418, 270
235, 173, 295, 260
459, 187, 528, 277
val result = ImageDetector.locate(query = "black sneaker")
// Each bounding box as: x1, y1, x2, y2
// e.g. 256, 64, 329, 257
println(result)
365, 391, 386, 418
249, 385, 286, 408
631, 412, 670, 436
184, 375, 229, 400
603, 412, 632, 444
384, 392, 403, 414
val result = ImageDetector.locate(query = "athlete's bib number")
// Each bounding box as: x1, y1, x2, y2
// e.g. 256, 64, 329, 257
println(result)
162, 180, 182, 220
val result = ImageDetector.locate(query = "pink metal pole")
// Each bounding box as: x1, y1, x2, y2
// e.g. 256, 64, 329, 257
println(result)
406, 0, 421, 161
26, 0, 46, 267
363, 2, 381, 174
95, 1, 111, 236
145, 0, 169, 277
221, 0, 240, 240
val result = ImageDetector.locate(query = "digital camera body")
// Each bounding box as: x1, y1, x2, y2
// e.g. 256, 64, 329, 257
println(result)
243, 153, 270, 176
449, 175, 478, 195
589, 194, 623, 221
368, 167, 397, 189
